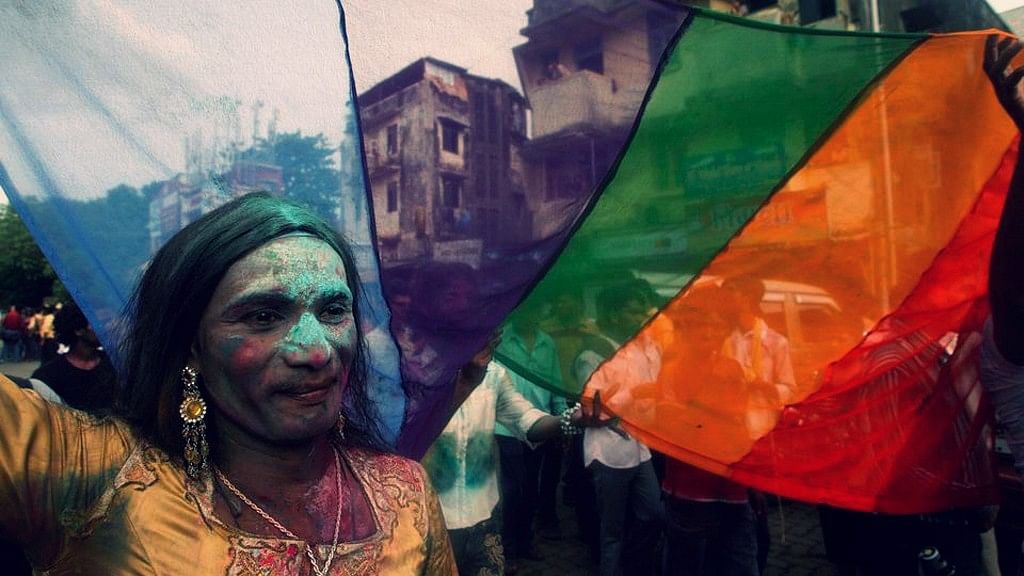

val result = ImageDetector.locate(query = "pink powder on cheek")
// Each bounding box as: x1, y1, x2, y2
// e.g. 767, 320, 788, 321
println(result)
230, 338, 265, 371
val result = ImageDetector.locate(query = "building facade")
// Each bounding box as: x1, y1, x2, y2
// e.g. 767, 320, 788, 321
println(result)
147, 161, 283, 253
513, 0, 687, 239
358, 58, 528, 266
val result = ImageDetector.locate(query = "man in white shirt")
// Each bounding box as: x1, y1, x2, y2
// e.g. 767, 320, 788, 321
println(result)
574, 282, 663, 576
719, 276, 796, 440
423, 337, 562, 576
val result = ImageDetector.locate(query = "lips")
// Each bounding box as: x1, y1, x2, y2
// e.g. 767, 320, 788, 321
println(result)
278, 381, 335, 404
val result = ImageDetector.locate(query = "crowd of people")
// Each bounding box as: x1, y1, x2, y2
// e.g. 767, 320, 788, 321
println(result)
0, 39, 1023, 576
0, 304, 56, 364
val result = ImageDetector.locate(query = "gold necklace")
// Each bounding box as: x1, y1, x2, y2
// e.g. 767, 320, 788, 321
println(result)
215, 448, 343, 576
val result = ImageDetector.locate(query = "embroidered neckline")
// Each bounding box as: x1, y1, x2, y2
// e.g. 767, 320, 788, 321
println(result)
187, 445, 387, 550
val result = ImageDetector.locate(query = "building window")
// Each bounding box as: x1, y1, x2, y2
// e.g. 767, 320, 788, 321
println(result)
442, 175, 462, 207
386, 181, 398, 213
574, 38, 603, 74
545, 155, 591, 201
386, 124, 399, 156
441, 120, 461, 154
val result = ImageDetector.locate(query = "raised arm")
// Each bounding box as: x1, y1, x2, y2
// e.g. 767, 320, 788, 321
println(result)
985, 35, 1024, 364
0, 375, 130, 566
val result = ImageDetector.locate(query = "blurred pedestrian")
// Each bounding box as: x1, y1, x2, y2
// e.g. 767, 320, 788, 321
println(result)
1, 305, 23, 363
38, 305, 56, 363
24, 308, 42, 360
495, 302, 568, 570
574, 282, 664, 576
31, 302, 116, 413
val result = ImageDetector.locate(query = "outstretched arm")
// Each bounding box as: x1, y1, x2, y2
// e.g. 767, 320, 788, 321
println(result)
985, 36, 1024, 365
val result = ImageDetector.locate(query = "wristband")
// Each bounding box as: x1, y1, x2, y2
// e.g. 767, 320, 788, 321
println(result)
560, 402, 583, 436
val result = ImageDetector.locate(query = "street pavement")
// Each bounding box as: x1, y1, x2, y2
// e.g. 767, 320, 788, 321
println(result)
0, 360, 39, 379
518, 497, 837, 576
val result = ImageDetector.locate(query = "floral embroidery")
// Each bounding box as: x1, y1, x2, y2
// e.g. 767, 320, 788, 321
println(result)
220, 448, 433, 575
227, 537, 304, 576
113, 443, 167, 490
63, 437, 160, 538
479, 532, 504, 576
346, 448, 428, 538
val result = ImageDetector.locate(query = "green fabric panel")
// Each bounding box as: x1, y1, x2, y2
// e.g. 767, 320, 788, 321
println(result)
498, 13, 921, 398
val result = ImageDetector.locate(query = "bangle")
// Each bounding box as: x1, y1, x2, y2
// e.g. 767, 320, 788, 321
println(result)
560, 402, 583, 436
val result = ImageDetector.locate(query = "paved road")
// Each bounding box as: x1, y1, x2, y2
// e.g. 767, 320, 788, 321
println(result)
0, 360, 39, 379
517, 496, 836, 575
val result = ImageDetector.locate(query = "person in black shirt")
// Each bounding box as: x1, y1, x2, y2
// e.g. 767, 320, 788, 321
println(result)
31, 302, 116, 412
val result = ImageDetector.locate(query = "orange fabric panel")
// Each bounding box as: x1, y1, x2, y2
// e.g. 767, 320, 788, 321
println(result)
584, 33, 1017, 511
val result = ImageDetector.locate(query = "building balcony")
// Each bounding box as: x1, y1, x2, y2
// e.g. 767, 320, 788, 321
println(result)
528, 70, 638, 139
367, 150, 400, 179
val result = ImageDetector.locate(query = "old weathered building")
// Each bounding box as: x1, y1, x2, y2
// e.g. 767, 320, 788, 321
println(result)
358, 58, 528, 266
513, 0, 687, 239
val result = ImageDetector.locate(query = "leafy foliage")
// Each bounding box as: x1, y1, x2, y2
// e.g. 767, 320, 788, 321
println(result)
243, 131, 340, 224
0, 204, 61, 307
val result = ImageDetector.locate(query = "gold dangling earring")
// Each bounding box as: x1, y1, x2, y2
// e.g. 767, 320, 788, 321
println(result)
336, 413, 346, 441
179, 366, 209, 481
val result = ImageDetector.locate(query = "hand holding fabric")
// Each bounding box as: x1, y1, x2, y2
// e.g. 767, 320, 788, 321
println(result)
571, 391, 628, 438
985, 35, 1024, 131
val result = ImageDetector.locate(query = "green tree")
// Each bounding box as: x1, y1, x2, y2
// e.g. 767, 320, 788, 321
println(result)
0, 205, 61, 307
245, 131, 340, 224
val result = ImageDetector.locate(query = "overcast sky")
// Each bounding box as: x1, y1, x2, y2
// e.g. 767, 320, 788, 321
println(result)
1, 0, 1022, 206
343, 1, 533, 91
991, 0, 1024, 11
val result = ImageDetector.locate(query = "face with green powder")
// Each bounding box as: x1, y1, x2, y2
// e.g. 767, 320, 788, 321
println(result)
191, 235, 357, 445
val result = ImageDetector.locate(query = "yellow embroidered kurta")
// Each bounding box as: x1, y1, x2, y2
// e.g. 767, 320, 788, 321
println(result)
0, 375, 456, 575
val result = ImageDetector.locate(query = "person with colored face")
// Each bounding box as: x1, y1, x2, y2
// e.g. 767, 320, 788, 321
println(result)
0, 193, 456, 575
192, 235, 357, 447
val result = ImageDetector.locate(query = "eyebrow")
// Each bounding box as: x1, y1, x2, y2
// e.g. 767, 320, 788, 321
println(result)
221, 284, 353, 316
221, 292, 293, 317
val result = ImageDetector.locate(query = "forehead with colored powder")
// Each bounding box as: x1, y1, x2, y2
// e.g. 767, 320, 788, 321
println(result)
215, 236, 351, 305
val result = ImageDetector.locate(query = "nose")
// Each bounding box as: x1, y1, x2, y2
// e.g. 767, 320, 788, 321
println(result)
281, 312, 332, 369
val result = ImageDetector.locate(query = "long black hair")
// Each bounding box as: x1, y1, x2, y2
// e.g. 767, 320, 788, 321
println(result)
115, 192, 386, 459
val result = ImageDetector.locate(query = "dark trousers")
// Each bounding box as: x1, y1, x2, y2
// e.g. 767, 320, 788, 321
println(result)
535, 439, 562, 527
449, 513, 504, 576
662, 495, 759, 576
819, 507, 985, 576
567, 436, 600, 563
497, 434, 563, 558
497, 435, 531, 559
40, 338, 56, 364
1, 332, 20, 362
590, 459, 663, 576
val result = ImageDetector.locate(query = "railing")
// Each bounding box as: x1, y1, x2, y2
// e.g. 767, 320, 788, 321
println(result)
528, 70, 637, 139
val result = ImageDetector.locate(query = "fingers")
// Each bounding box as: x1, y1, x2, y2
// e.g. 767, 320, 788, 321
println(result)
985, 35, 1023, 84
994, 39, 1024, 80
1008, 66, 1024, 90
